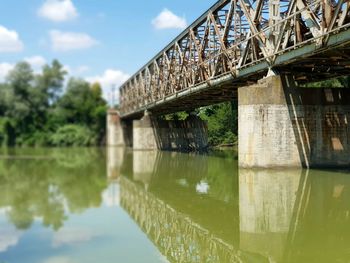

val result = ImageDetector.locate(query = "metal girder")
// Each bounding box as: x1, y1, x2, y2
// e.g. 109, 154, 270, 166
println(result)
120, 0, 350, 117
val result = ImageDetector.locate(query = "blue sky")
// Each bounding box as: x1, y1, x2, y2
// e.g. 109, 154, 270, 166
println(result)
0, 0, 216, 101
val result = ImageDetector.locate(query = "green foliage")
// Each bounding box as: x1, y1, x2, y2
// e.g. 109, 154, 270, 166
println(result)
53, 78, 107, 144
49, 125, 95, 147
36, 59, 67, 103
0, 60, 107, 147
164, 111, 189, 121
0, 119, 5, 147
16, 131, 51, 147
302, 76, 350, 88
200, 101, 238, 146
0, 118, 16, 147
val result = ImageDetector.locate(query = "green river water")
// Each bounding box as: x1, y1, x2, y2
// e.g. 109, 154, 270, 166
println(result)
0, 147, 349, 263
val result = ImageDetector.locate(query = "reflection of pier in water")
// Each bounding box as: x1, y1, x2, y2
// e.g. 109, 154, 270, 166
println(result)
114, 150, 350, 263
239, 169, 350, 263
107, 147, 125, 180
239, 169, 302, 262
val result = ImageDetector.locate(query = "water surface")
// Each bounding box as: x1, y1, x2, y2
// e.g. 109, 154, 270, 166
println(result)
0, 147, 349, 263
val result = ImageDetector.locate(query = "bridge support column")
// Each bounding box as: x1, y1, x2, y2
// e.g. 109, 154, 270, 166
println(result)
133, 111, 158, 150
133, 111, 208, 151
107, 110, 132, 147
239, 75, 350, 168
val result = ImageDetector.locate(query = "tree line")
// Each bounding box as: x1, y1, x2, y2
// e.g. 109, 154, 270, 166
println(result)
0, 59, 239, 148
2, 59, 346, 148
0, 60, 107, 147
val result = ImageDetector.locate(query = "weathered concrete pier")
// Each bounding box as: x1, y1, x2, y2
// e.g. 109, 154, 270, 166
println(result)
107, 109, 130, 147
108, 110, 208, 151
239, 75, 350, 168
133, 111, 208, 151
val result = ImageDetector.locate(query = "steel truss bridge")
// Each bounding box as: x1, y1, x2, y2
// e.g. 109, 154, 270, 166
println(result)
120, 0, 350, 118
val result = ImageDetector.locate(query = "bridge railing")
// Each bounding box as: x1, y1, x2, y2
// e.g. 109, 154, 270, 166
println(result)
120, 0, 350, 116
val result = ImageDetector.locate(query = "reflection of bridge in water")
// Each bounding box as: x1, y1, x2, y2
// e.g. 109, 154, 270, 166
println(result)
121, 176, 241, 263
119, 150, 244, 263
114, 150, 350, 263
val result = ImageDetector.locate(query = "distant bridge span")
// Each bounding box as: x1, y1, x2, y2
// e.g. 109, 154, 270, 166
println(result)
119, 0, 350, 118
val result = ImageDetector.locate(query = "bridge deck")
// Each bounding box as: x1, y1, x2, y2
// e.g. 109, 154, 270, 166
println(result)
120, 0, 350, 119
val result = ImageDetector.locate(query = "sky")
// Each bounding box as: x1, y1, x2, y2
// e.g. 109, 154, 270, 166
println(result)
0, 0, 216, 102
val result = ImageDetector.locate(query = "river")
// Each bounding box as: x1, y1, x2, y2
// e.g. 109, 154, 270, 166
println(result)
0, 147, 349, 263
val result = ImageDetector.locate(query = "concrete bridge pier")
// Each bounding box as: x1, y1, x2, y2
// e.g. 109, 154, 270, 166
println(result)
133, 111, 208, 151
239, 75, 350, 168
107, 109, 132, 147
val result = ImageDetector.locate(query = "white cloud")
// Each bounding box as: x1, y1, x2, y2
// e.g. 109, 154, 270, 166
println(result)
24, 56, 47, 69
102, 184, 120, 207
75, 65, 89, 74
86, 69, 129, 88
52, 227, 95, 248
61, 65, 89, 76
152, 9, 187, 30
50, 30, 98, 52
0, 226, 22, 252
86, 69, 130, 102
0, 25, 24, 53
0, 63, 14, 82
0, 207, 10, 214
38, 0, 78, 22
63, 65, 71, 74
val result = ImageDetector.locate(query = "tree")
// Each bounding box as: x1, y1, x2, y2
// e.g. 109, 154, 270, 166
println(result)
91, 82, 103, 99
4, 62, 34, 141
36, 59, 67, 104
0, 60, 108, 146
6, 62, 34, 98
51, 78, 107, 145
56, 78, 95, 124
200, 101, 238, 146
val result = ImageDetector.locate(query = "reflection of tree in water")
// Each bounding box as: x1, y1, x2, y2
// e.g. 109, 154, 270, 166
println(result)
0, 148, 107, 231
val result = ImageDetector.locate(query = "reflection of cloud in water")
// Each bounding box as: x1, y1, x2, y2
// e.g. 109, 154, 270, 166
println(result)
42, 256, 77, 263
158, 253, 170, 263
52, 227, 95, 248
0, 225, 22, 252
0, 207, 10, 215
102, 183, 120, 207
176, 178, 189, 187
196, 180, 210, 194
